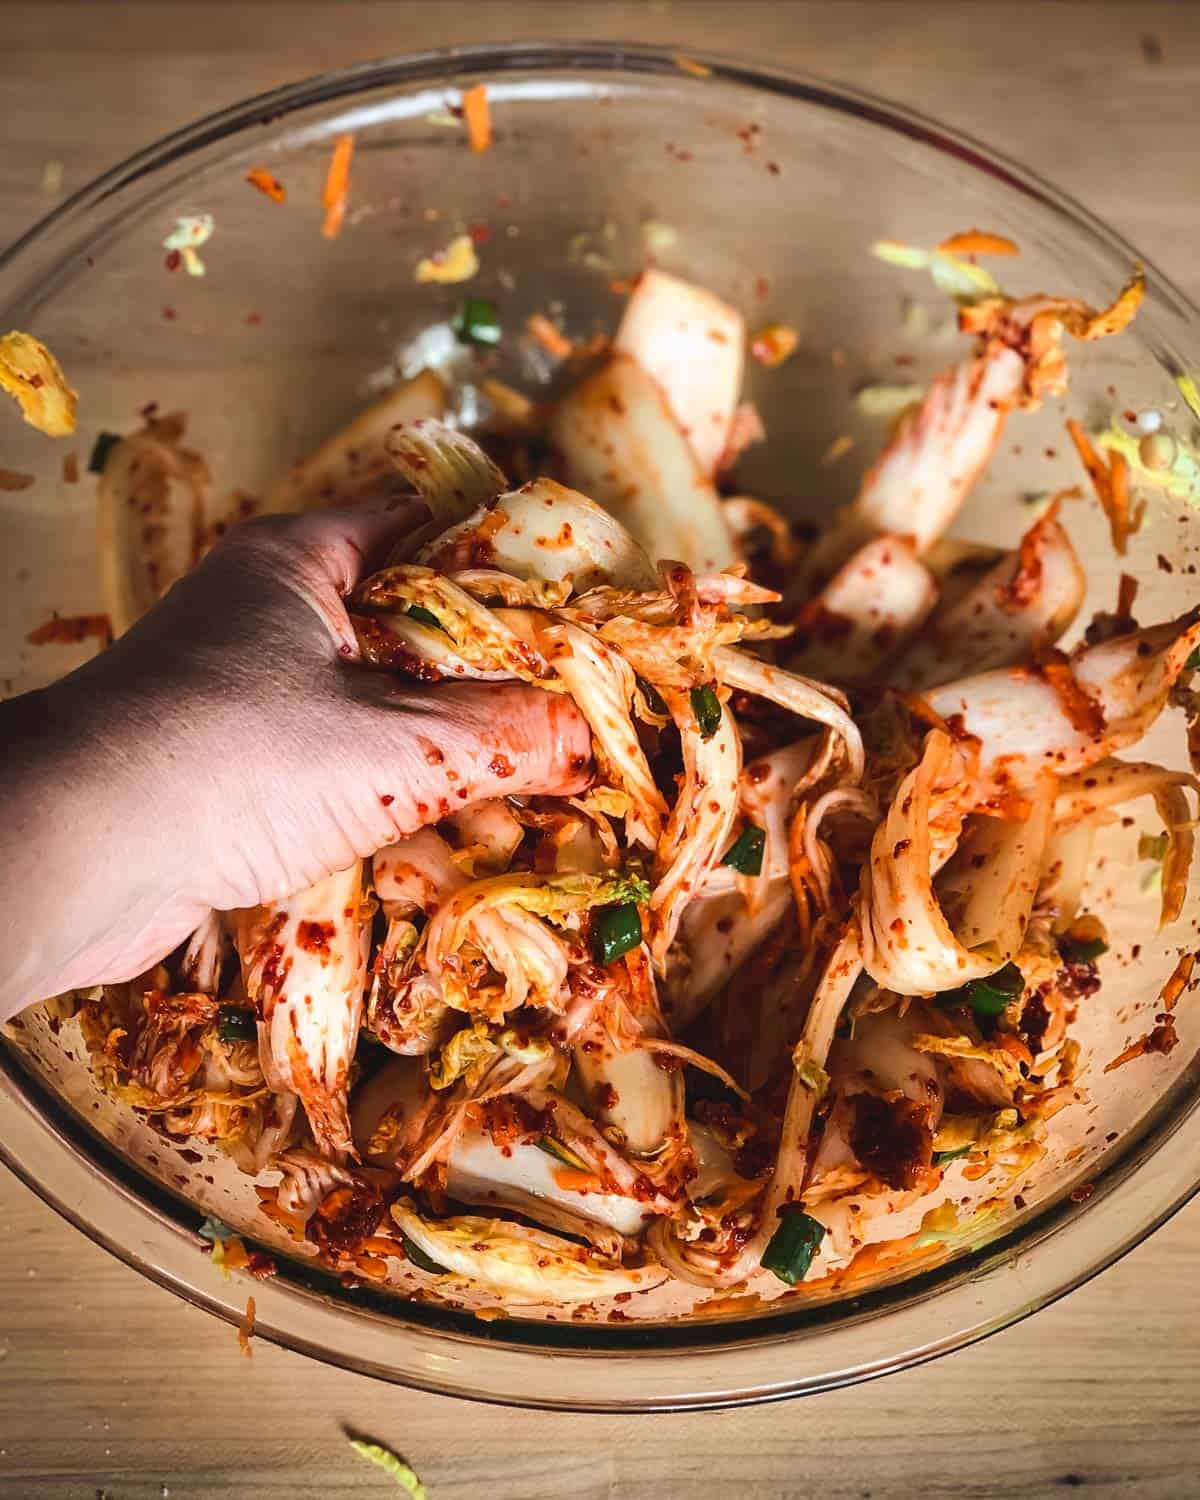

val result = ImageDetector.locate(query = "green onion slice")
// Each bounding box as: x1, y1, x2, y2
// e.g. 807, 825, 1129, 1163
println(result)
405, 603, 444, 631
933, 1144, 973, 1166
761, 1206, 826, 1286
216, 1004, 257, 1043
1059, 935, 1108, 965
722, 824, 766, 876
87, 430, 121, 474
399, 1233, 448, 1276
535, 1136, 591, 1172
942, 961, 1025, 1019
592, 903, 642, 965
690, 683, 722, 740
452, 295, 502, 347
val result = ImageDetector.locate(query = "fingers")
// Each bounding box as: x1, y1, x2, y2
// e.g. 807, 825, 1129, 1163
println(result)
266, 494, 434, 594
346, 679, 594, 841
201, 494, 432, 659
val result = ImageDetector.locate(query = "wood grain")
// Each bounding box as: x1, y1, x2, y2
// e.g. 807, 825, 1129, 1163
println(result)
3, 3, 1200, 1496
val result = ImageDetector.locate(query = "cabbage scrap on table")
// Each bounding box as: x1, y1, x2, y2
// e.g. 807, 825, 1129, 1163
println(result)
59, 257, 1200, 1307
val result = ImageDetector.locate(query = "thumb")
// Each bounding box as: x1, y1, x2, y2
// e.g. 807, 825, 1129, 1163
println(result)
342, 678, 594, 838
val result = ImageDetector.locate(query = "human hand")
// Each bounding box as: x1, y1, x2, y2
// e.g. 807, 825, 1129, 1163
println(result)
0, 496, 591, 1018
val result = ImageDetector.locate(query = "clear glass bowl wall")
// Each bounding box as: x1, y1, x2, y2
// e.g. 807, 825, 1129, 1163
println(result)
2, 46, 1199, 1409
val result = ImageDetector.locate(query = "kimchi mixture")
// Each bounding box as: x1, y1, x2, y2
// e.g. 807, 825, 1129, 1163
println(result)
49, 247, 1200, 1309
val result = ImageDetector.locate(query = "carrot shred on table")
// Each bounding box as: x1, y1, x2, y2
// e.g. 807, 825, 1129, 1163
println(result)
937, 229, 1020, 257
321, 134, 355, 240
246, 166, 286, 203
463, 84, 492, 153
526, 313, 573, 360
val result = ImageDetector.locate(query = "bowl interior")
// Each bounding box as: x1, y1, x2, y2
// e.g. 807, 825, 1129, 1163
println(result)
2, 45, 1200, 1406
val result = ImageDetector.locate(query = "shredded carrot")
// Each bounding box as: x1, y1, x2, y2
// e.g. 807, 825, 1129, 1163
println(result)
237, 1295, 256, 1356
1160, 950, 1196, 1012
1075, 268, 1145, 340
1116, 571, 1139, 619
1033, 646, 1107, 737
674, 55, 713, 78
526, 313, 573, 360
479, 377, 539, 429
794, 1232, 939, 1294
246, 166, 286, 203
750, 323, 799, 368
462, 84, 492, 152
937, 229, 1020, 257
0, 468, 35, 492
62, 452, 79, 484
360, 1235, 401, 1257
551, 1166, 604, 1193
1105, 1014, 1180, 1072
1066, 418, 1145, 555
820, 434, 854, 467
321, 134, 355, 240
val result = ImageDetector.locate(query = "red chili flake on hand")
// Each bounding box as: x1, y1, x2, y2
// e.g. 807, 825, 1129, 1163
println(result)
164, 249, 182, 272
380, 793, 395, 806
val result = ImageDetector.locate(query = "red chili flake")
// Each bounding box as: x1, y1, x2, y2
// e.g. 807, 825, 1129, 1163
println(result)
380, 793, 395, 806
1070, 1183, 1094, 1203
468, 223, 491, 245
26, 612, 113, 647
164, 249, 182, 272
162, 306, 177, 320
295, 919, 336, 955
245, 312, 263, 327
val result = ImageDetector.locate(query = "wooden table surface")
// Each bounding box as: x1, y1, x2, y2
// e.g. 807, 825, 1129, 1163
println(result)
3, 3, 1200, 1496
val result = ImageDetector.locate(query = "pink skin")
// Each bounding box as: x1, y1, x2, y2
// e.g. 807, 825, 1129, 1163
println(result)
0, 496, 591, 1020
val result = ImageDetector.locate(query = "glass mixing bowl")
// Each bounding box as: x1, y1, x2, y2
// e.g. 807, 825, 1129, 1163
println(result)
2, 43, 1200, 1411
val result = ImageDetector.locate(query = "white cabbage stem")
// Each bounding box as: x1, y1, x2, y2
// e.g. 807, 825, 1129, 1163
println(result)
860, 731, 1054, 994
235, 862, 370, 1162
926, 611, 1200, 800
892, 506, 1085, 690
714, 646, 865, 784
649, 688, 742, 968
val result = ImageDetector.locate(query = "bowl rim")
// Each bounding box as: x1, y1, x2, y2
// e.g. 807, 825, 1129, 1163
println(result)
3, 38, 1200, 1411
